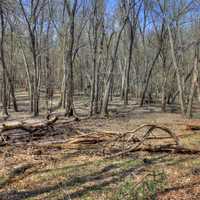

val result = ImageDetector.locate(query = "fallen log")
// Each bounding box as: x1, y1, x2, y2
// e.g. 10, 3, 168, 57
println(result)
126, 124, 180, 145
0, 116, 59, 146
184, 119, 200, 131
0, 115, 86, 146
53, 124, 200, 157
1, 122, 200, 158
106, 144, 200, 158
0, 115, 58, 133
136, 145, 200, 155
186, 124, 200, 131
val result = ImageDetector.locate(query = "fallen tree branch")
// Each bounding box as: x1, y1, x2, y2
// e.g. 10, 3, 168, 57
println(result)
136, 145, 200, 154
127, 124, 180, 145
186, 124, 200, 131
57, 124, 200, 157
0, 116, 59, 146
1, 122, 200, 158
1, 115, 58, 133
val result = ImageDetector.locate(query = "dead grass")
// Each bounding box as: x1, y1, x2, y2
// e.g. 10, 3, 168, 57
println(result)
1, 95, 200, 199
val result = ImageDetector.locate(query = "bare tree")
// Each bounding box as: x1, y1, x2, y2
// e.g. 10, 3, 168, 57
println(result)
89, 0, 105, 115
101, 10, 129, 116
18, 0, 47, 116
64, 0, 78, 117
0, 3, 8, 116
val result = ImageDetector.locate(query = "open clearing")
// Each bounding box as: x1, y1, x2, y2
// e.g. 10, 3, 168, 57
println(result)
1, 98, 200, 200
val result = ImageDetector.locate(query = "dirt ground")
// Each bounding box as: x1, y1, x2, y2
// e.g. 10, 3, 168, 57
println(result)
0, 96, 200, 200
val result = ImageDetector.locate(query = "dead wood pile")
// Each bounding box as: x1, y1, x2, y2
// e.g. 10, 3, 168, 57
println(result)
0, 115, 59, 146
61, 124, 200, 157
1, 118, 200, 156
1, 115, 58, 133
0, 116, 82, 146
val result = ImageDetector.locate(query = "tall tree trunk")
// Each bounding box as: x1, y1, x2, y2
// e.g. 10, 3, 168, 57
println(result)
168, 24, 185, 115
2, 68, 8, 116
90, 29, 98, 116
65, 0, 77, 117
186, 47, 199, 118
101, 77, 112, 116
170, 66, 194, 104
140, 49, 161, 106
0, 5, 8, 116
33, 51, 39, 116
60, 35, 67, 109
124, 18, 134, 105
0, 7, 18, 113
9, 30, 18, 112
101, 42, 115, 116
19, 0, 41, 116
124, 35, 133, 105
21, 45, 34, 112
161, 76, 167, 112
89, 0, 104, 115
101, 16, 128, 116
197, 84, 200, 103
121, 69, 126, 100
94, 63, 100, 113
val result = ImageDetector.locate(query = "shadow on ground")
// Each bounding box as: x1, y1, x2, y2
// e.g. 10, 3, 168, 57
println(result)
0, 154, 195, 200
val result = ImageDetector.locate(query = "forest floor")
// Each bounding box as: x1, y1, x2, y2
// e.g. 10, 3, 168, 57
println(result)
1, 94, 200, 199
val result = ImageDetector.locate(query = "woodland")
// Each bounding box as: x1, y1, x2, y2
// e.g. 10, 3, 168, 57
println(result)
1, 0, 200, 200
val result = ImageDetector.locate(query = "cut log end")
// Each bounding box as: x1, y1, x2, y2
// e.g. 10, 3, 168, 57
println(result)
186, 124, 200, 131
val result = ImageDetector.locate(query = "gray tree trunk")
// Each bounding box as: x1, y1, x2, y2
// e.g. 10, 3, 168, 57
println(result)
0, 5, 8, 116
168, 24, 185, 115
186, 47, 199, 118
65, 0, 77, 117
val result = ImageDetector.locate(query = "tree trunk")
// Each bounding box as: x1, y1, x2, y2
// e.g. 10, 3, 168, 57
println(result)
0, 6, 8, 116
121, 69, 125, 100
197, 84, 200, 103
161, 76, 167, 112
170, 66, 194, 104
9, 29, 18, 112
140, 49, 161, 106
186, 47, 199, 118
2, 68, 8, 116
101, 16, 128, 116
168, 24, 185, 115
33, 52, 39, 117
21, 45, 34, 112
124, 23, 134, 105
101, 78, 111, 116
90, 30, 98, 116
61, 35, 67, 109
65, 1, 77, 117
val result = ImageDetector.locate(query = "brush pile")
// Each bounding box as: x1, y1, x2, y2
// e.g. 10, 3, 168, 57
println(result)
0, 115, 59, 145
61, 124, 200, 157
1, 117, 200, 156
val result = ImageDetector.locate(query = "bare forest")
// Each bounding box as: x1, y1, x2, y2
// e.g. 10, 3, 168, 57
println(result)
1, 0, 200, 199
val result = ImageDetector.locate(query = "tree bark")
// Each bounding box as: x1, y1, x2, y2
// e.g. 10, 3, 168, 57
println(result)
140, 48, 161, 106
65, 0, 77, 117
168, 24, 185, 115
101, 16, 128, 116
186, 47, 199, 118
0, 5, 8, 116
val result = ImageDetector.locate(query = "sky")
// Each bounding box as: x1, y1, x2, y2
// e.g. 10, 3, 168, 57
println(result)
106, 0, 118, 15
